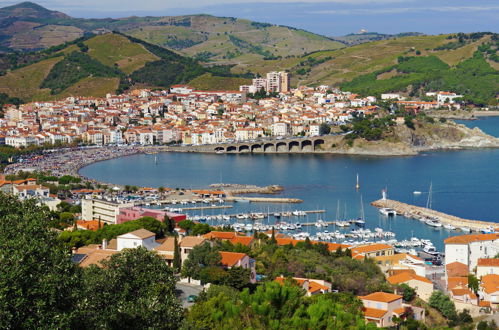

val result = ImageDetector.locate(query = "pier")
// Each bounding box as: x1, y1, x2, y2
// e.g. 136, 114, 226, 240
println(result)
177, 205, 234, 211
371, 199, 497, 231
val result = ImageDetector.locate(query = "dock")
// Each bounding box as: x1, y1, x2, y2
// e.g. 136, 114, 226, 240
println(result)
178, 205, 233, 211
371, 199, 497, 231
225, 196, 303, 203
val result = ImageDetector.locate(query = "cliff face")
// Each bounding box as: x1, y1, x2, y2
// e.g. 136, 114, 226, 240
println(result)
338, 122, 499, 156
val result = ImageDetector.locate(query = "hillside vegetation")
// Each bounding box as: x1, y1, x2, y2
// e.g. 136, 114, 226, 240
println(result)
0, 2, 343, 66
0, 32, 247, 102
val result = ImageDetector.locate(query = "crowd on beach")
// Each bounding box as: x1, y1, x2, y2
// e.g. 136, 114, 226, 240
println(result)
4, 146, 142, 178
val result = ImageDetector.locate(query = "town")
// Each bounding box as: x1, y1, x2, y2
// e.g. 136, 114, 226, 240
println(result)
0, 73, 463, 148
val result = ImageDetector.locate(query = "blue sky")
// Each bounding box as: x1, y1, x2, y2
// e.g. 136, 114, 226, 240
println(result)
1, 0, 498, 35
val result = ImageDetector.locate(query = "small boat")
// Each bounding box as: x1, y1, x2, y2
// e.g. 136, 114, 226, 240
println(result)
426, 219, 442, 227
273, 212, 281, 218
460, 227, 471, 233
444, 224, 455, 230
413, 191, 422, 195
423, 244, 438, 255
379, 208, 396, 217
235, 199, 251, 203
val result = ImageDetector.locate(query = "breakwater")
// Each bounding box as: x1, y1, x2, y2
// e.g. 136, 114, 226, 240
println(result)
371, 199, 497, 231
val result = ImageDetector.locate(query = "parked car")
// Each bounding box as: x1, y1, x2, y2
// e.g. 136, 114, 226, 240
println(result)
187, 295, 197, 303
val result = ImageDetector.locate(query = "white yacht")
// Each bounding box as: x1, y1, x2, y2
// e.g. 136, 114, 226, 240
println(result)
426, 219, 442, 227
379, 208, 396, 216
443, 223, 456, 230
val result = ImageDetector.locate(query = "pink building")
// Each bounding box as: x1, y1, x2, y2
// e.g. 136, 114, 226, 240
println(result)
116, 206, 186, 224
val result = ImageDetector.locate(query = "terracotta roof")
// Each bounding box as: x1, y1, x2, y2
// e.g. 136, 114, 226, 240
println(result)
447, 277, 468, 289
388, 269, 416, 276
203, 231, 236, 240
479, 300, 491, 307
180, 236, 206, 248
362, 307, 387, 319
353, 243, 393, 254
75, 246, 117, 267
360, 292, 402, 303
220, 251, 247, 267
230, 236, 254, 246
393, 307, 406, 316
387, 272, 433, 285
444, 233, 499, 245
155, 237, 175, 252
450, 288, 477, 299
477, 259, 499, 267
76, 220, 100, 231
446, 262, 468, 277
122, 228, 155, 239
481, 274, 499, 294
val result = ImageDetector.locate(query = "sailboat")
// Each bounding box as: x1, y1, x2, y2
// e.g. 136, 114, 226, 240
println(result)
355, 195, 366, 226
424, 182, 442, 228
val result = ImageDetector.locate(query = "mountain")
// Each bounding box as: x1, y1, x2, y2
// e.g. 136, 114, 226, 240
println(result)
0, 32, 249, 102
0, 2, 344, 64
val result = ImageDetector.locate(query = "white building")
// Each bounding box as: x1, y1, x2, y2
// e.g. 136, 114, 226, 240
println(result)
437, 92, 463, 105
271, 122, 291, 136
81, 198, 134, 224
444, 234, 499, 271
116, 229, 159, 251
5, 135, 37, 148
381, 93, 402, 100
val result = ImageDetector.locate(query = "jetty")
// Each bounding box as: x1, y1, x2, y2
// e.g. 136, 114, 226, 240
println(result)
178, 205, 233, 211
371, 199, 497, 231
225, 196, 302, 203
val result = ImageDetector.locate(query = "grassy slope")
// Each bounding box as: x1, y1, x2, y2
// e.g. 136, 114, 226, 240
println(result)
84, 34, 159, 74
57, 76, 120, 98
188, 73, 250, 91
434, 35, 492, 66
127, 15, 343, 66
0, 56, 62, 100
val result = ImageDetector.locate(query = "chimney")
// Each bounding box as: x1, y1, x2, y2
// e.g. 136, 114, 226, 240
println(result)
102, 239, 108, 250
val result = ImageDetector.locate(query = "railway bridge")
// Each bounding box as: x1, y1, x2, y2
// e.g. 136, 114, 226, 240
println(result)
173, 136, 340, 154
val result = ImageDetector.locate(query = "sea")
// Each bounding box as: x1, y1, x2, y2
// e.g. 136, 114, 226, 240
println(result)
80, 117, 499, 251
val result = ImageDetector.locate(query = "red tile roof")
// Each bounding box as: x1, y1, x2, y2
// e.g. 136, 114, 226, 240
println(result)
360, 292, 402, 303
219, 251, 247, 267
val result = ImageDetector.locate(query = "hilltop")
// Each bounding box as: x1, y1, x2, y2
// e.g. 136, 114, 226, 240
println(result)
0, 2, 343, 62
0, 32, 249, 102
330, 32, 424, 45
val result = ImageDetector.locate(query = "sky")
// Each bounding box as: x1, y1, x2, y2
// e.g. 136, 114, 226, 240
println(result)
1, 0, 498, 35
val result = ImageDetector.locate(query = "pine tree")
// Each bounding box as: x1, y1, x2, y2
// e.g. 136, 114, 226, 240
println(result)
173, 236, 181, 272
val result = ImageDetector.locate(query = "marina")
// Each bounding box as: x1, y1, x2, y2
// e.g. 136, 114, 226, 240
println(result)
79, 117, 499, 252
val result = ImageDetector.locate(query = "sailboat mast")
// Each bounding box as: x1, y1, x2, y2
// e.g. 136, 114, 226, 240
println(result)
426, 182, 433, 209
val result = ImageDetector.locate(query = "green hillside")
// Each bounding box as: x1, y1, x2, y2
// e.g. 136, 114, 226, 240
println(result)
0, 2, 344, 66
0, 32, 240, 102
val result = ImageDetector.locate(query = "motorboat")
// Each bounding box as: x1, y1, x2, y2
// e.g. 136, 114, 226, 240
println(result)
443, 224, 456, 230
413, 191, 422, 195
379, 208, 396, 216
426, 219, 442, 227
423, 244, 438, 255
460, 227, 471, 233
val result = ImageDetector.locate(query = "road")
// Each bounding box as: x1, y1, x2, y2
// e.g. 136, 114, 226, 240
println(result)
176, 282, 204, 308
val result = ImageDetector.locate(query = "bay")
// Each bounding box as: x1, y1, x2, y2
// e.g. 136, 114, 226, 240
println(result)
80, 117, 499, 251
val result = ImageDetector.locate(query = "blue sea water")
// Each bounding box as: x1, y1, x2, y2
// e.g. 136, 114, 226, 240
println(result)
80, 117, 499, 250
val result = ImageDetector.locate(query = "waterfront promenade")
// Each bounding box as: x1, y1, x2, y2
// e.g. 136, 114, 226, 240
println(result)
371, 199, 497, 231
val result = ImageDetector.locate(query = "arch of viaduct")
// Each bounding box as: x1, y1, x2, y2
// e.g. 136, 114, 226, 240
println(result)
213, 137, 326, 153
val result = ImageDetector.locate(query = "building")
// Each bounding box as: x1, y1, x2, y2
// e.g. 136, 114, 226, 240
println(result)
444, 233, 499, 271
359, 292, 425, 327
275, 276, 332, 296
352, 243, 395, 259
477, 258, 499, 278
12, 184, 49, 200
437, 92, 463, 105
387, 271, 434, 301
219, 251, 256, 283
116, 229, 159, 251
266, 71, 290, 93
180, 236, 208, 264
479, 274, 499, 310
81, 198, 134, 224
116, 206, 186, 224
375, 253, 426, 277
